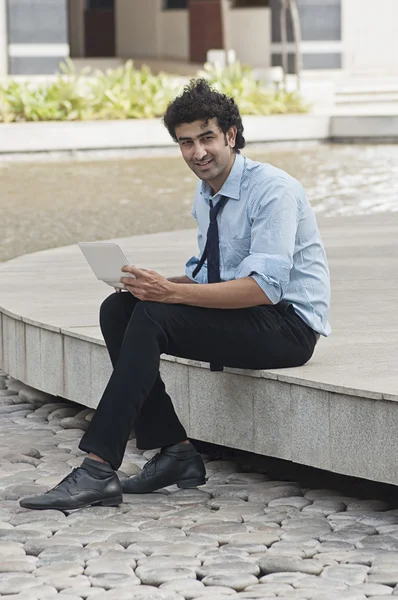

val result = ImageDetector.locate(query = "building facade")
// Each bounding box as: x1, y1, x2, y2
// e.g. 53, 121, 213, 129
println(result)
0, 0, 397, 76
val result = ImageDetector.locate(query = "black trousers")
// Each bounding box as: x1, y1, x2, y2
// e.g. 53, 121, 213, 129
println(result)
79, 292, 317, 470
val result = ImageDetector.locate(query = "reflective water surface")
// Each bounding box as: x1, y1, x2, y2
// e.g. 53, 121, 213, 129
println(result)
1, 143, 397, 262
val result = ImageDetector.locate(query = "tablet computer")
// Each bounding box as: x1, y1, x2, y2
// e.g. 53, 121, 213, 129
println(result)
78, 242, 135, 289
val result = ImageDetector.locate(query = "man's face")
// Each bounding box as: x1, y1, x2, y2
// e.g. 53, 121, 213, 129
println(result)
175, 118, 237, 193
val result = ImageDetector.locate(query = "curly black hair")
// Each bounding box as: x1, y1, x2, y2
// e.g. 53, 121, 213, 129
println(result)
163, 79, 245, 153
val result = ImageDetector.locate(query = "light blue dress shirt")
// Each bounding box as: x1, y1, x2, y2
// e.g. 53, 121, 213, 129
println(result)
185, 153, 331, 337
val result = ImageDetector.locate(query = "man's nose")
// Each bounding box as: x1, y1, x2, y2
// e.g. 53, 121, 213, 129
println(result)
193, 144, 207, 161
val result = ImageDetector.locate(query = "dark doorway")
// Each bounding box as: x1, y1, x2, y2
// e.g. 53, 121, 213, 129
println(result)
84, 0, 115, 57
189, 0, 223, 63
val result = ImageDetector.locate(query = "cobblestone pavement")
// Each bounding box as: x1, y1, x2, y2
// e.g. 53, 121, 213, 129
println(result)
1, 370, 398, 600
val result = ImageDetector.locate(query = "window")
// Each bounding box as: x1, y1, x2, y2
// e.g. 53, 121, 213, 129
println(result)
164, 0, 188, 8
233, 0, 269, 6
88, 0, 114, 9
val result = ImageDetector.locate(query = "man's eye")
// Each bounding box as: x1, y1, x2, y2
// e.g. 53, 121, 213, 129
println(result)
203, 137, 213, 141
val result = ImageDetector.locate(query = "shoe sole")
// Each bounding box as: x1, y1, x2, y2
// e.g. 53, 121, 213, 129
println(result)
20, 495, 123, 511
177, 477, 206, 489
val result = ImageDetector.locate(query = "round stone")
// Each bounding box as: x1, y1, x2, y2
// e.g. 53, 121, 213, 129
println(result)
367, 571, 398, 585
244, 583, 293, 595
89, 573, 141, 589
136, 566, 197, 586
198, 562, 260, 579
266, 540, 319, 559
257, 557, 323, 576
248, 487, 302, 504
34, 562, 84, 578
191, 586, 237, 596
357, 535, 398, 551
202, 575, 259, 591
280, 524, 332, 542
0, 574, 48, 595
160, 579, 206, 593
187, 523, 248, 544
321, 564, 369, 585
259, 573, 308, 584
0, 541, 26, 557
93, 588, 185, 600
349, 582, 394, 596
0, 556, 37, 572
137, 556, 201, 570
25, 539, 83, 556
0, 529, 47, 543
85, 561, 135, 576
227, 532, 279, 547
268, 497, 311, 510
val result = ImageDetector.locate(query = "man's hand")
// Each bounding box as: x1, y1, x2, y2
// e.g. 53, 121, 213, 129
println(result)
120, 265, 176, 303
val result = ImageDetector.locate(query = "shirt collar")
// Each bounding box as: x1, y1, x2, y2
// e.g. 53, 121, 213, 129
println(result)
200, 153, 245, 202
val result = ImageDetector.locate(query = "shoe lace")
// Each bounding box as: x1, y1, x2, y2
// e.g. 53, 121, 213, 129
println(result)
52, 467, 81, 491
142, 453, 160, 472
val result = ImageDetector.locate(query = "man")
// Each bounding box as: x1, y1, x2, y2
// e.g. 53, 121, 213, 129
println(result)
20, 79, 330, 511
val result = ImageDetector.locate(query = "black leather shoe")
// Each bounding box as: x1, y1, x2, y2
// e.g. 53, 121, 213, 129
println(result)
19, 465, 123, 511
122, 443, 206, 494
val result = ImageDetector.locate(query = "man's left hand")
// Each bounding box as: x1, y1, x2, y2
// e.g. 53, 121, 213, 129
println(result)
121, 265, 176, 303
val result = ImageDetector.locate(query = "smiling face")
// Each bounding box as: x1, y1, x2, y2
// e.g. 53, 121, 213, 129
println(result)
175, 118, 237, 194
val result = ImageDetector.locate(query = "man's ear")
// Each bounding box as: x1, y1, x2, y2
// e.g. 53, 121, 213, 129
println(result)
228, 126, 237, 148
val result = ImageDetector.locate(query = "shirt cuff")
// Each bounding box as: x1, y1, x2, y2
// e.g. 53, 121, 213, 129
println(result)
235, 254, 289, 304
185, 256, 207, 284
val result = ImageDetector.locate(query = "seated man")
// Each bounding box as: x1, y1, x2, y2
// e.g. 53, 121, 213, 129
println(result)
20, 79, 331, 511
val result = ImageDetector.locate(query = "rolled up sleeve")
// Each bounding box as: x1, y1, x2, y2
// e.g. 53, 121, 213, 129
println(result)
185, 255, 207, 284
234, 181, 299, 304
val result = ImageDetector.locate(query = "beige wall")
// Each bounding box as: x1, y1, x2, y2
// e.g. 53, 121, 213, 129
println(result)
228, 7, 271, 68
115, 1, 271, 67
68, 0, 85, 58
159, 10, 189, 61
342, 0, 398, 72
115, 0, 161, 58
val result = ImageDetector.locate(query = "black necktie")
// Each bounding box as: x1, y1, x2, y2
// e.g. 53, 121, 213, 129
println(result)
192, 195, 229, 283
192, 196, 229, 372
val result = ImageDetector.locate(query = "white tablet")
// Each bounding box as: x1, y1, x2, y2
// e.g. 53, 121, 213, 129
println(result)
78, 242, 136, 289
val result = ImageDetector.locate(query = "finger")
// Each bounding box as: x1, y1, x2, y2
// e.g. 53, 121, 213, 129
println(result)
120, 276, 139, 286
121, 265, 142, 276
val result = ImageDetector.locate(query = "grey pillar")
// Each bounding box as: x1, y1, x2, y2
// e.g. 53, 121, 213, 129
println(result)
0, 0, 8, 76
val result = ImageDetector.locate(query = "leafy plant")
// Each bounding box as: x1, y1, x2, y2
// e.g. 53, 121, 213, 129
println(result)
199, 61, 307, 115
0, 59, 308, 123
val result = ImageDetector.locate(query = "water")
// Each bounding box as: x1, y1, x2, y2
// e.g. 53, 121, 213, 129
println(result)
1, 142, 397, 262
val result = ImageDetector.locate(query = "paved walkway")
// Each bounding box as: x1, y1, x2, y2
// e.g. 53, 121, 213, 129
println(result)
2, 372, 398, 600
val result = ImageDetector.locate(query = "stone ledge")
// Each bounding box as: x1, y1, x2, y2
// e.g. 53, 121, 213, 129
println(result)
0, 115, 330, 154
2, 310, 398, 486
0, 113, 397, 155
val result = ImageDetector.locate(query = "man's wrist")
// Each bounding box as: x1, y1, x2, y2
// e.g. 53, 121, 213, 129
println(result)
167, 281, 185, 304
167, 275, 195, 285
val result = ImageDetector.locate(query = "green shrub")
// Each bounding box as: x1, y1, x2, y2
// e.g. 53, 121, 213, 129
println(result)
199, 61, 307, 115
0, 59, 307, 123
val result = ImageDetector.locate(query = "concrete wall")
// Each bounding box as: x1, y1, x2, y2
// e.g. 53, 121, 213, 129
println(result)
342, 0, 398, 72
115, 2, 270, 66
68, 0, 85, 58
159, 9, 189, 61
228, 7, 271, 68
115, 0, 161, 58
0, 0, 7, 75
